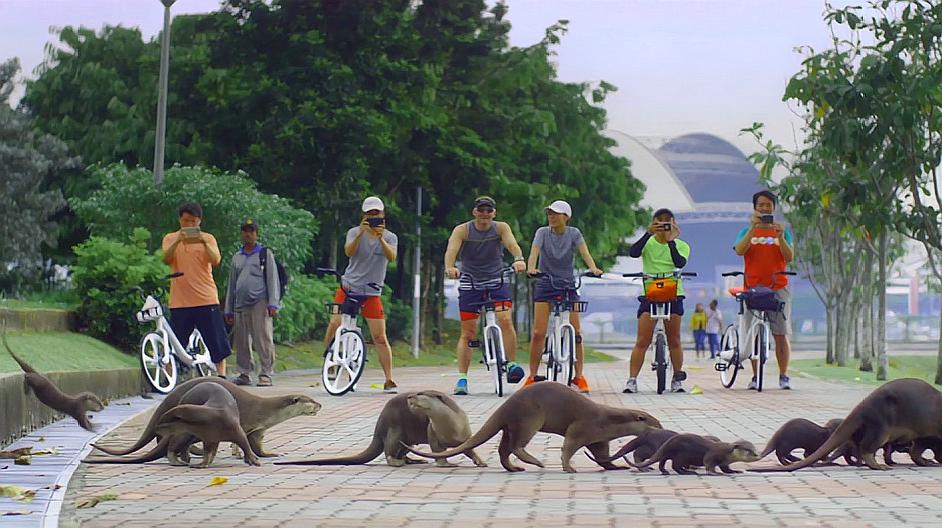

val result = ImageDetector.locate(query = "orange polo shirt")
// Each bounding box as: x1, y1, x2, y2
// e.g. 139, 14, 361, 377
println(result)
161, 231, 221, 308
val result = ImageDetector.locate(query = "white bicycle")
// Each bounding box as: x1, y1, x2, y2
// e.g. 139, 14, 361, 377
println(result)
715, 270, 795, 392
529, 272, 594, 385
318, 268, 380, 396
462, 268, 514, 397
136, 272, 216, 394
623, 271, 697, 394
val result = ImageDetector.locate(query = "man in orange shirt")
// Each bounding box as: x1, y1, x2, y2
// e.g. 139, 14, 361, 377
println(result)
161, 202, 232, 375
734, 191, 794, 390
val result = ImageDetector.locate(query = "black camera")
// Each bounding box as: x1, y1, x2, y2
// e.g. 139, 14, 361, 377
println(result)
760, 214, 774, 224
366, 217, 385, 227
660, 223, 672, 231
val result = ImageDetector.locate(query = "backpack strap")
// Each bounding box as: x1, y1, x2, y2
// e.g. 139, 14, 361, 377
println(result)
259, 246, 268, 278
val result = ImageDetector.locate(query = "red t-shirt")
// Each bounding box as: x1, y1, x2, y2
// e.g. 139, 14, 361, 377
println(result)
739, 226, 791, 290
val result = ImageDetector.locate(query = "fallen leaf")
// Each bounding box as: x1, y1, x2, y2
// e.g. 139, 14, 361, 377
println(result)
1, 510, 33, 516
208, 477, 228, 487
31, 449, 58, 457
0, 448, 32, 459
37, 437, 44, 442
690, 385, 704, 395
0, 485, 28, 498
40, 484, 62, 491
368, 384, 383, 389
14, 456, 31, 465
115, 402, 131, 406
308, 383, 321, 388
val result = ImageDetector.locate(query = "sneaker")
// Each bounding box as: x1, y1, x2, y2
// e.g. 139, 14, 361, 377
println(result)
233, 373, 252, 386
523, 376, 538, 387
383, 380, 398, 393
779, 375, 791, 390
256, 374, 272, 387
506, 363, 525, 384
572, 375, 590, 393
747, 377, 758, 390
623, 378, 638, 394
454, 378, 468, 396
671, 372, 686, 393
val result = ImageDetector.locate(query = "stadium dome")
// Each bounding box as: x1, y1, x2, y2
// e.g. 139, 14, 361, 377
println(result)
658, 133, 765, 203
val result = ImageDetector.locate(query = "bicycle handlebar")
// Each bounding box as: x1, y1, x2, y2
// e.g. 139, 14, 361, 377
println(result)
458, 267, 515, 291
316, 267, 381, 292
722, 270, 796, 278
528, 271, 600, 290
622, 271, 697, 279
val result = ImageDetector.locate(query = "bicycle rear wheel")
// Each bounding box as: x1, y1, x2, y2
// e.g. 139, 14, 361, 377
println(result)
544, 332, 558, 382
654, 333, 667, 395
187, 330, 213, 378
717, 324, 740, 389
486, 326, 504, 397
756, 326, 767, 393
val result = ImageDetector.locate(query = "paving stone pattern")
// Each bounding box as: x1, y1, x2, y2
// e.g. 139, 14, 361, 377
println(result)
52, 357, 942, 527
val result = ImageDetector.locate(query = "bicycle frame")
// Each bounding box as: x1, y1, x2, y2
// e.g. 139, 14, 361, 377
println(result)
141, 295, 212, 370
480, 306, 505, 368
546, 301, 575, 366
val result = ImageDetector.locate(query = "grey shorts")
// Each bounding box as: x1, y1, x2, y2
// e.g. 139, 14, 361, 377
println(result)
741, 286, 791, 337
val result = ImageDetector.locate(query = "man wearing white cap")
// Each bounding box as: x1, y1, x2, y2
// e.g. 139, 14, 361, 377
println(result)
526, 200, 603, 392
322, 196, 398, 392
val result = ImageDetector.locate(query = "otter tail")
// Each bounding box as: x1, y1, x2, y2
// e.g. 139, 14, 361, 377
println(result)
2, 333, 36, 374
274, 434, 384, 465
758, 424, 789, 459
626, 438, 674, 470
85, 436, 170, 464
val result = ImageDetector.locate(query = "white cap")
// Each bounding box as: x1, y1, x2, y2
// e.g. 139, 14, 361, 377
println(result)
361, 196, 385, 212
545, 200, 572, 217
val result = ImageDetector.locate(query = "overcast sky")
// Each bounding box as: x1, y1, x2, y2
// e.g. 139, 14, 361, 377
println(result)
1, 0, 846, 154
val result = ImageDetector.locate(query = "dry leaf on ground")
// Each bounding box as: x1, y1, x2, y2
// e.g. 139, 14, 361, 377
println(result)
208, 477, 228, 487
74, 494, 118, 509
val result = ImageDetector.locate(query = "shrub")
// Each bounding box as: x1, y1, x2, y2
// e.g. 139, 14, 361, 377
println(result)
71, 228, 169, 350
383, 295, 413, 342
70, 164, 318, 281
273, 273, 336, 344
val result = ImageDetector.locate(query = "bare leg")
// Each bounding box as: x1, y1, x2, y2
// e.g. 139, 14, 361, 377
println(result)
664, 314, 684, 374
629, 314, 655, 378
366, 318, 394, 383
496, 309, 518, 363
570, 312, 585, 378
457, 319, 478, 375
774, 334, 790, 376
529, 302, 550, 378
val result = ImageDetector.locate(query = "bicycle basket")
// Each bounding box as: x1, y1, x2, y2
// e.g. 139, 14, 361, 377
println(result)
644, 278, 678, 303
136, 296, 163, 323
568, 301, 589, 313
741, 286, 783, 312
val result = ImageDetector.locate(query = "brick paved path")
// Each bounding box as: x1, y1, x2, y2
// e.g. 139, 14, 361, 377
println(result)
60, 356, 942, 528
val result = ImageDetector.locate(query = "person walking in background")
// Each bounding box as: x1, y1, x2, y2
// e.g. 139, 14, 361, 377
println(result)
706, 299, 723, 359
225, 219, 281, 387
690, 303, 707, 358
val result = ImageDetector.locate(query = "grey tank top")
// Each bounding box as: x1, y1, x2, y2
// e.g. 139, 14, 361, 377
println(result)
458, 221, 504, 281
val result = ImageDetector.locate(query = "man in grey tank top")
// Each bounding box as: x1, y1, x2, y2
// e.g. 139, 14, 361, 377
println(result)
444, 196, 527, 395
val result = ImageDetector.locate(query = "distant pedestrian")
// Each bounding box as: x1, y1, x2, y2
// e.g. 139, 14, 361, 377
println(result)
706, 299, 723, 359
690, 303, 707, 358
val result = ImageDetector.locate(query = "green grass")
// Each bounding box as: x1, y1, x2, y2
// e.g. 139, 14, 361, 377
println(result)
0, 299, 77, 311
0, 332, 139, 373
790, 355, 941, 387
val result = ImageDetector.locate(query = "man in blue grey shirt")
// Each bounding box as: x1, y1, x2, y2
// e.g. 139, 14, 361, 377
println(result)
225, 219, 281, 387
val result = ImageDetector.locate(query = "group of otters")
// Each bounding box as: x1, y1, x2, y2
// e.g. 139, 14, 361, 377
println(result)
6, 335, 942, 474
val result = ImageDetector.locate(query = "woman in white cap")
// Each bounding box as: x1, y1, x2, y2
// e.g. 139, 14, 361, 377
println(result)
321, 196, 398, 392
525, 200, 603, 392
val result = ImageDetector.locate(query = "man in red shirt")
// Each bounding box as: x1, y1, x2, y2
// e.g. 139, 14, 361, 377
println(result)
734, 191, 795, 390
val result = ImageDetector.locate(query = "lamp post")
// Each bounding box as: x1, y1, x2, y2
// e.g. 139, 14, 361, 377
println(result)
153, 0, 177, 188
412, 187, 422, 358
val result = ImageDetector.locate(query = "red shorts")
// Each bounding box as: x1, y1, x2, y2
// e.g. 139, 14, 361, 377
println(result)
459, 301, 512, 321
333, 288, 384, 319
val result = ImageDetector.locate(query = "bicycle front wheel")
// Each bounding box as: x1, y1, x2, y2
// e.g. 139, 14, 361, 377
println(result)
188, 330, 212, 378
560, 326, 576, 386
486, 326, 504, 397
756, 326, 767, 393
140, 333, 177, 393
654, 333, 667, 395
544, 332, 558, 382
717, 324, 740, 389
323, 330, 366, 396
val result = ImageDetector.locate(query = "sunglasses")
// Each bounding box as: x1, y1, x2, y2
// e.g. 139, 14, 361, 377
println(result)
476, 206, 495, 213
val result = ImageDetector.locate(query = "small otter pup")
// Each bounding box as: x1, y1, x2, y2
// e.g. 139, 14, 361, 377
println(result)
761, 418, 856, 466
628, 434, 760, 475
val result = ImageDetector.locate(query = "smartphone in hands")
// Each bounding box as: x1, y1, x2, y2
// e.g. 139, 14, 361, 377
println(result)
759, 214, 774, 225
182, 226, 202, 241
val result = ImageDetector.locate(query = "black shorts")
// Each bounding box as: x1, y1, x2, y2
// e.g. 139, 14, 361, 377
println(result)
636, 297, 685, 319
169, 304, 232, 363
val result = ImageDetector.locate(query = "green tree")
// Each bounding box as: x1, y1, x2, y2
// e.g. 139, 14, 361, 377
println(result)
0, 58, 76, 293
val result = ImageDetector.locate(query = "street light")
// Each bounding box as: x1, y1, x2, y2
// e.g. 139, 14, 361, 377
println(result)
153, 0, 177, 188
